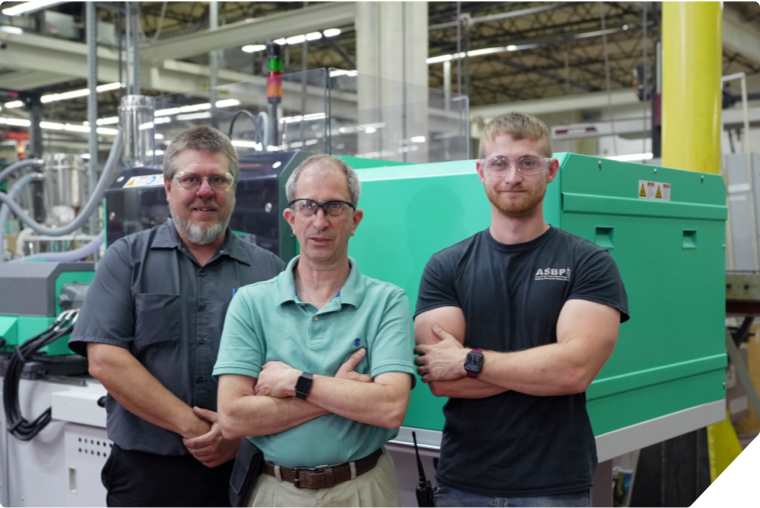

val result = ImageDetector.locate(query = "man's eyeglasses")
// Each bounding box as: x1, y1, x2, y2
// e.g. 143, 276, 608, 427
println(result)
173, 172, 235, 192
289, 198, 356, 217
480, 155, 552, 176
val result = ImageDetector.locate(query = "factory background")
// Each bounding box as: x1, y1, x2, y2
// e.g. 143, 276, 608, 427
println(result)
0, 1, 759, 506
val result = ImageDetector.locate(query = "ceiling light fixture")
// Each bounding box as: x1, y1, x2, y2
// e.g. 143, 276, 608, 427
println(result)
0, 25, 23, 34
242, 44, 266, 53
2, 0, 64, 16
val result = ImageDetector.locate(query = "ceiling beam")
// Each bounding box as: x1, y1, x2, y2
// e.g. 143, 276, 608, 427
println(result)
723, 8, 760, 67
0, 69, 77, 90
142, 2, 356, 62
470, 89, 640, 128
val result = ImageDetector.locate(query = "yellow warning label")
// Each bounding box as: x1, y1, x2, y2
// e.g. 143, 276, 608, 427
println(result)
655, 185, 662, 199
639, 184, 646, 197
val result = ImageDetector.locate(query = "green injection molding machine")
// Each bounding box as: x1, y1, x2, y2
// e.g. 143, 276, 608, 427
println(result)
0, 262, 95, 357
348, 153, 727, 453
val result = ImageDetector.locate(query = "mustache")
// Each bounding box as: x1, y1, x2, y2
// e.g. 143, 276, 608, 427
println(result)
190, 201, 219, 209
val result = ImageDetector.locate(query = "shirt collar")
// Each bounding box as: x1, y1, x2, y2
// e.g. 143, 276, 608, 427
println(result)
276, 256, 365, 308
151, 220, 252, 266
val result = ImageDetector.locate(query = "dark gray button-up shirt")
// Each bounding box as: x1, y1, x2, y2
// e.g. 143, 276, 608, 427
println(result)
70, 220, 285, 455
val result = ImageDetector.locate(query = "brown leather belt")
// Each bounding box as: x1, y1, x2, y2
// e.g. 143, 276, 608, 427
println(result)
262, 448, 383, 489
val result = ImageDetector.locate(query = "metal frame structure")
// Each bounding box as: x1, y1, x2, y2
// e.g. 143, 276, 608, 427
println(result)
0, 1, 758, 131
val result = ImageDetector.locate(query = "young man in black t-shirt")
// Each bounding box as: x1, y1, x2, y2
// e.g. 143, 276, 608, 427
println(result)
413, 112, 629, 507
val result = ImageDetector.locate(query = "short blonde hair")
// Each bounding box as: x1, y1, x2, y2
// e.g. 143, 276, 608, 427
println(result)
479, 112, 552, 158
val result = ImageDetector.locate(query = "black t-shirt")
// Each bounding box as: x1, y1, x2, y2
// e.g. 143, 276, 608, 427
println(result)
415, 226, 629, 497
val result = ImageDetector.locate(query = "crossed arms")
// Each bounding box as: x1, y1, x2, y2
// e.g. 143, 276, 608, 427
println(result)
413, 298, 621, 399
217, 349, 411, 440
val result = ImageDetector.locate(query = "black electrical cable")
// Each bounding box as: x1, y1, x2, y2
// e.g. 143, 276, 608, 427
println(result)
3, 313, 77, 442
228, 109, 260, 140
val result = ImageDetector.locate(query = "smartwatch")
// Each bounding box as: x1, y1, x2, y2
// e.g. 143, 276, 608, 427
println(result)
295, 372, 313, 400
464, 349, 484, 378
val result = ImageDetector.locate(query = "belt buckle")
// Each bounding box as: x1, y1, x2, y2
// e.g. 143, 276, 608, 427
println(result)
292, 466, 323, 489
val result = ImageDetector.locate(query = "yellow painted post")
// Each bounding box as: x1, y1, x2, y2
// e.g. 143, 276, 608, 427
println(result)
662, 2, 722, 174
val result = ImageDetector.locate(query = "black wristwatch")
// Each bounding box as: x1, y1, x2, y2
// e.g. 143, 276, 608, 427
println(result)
464, 349, 484, 379
295, 372, 314, 400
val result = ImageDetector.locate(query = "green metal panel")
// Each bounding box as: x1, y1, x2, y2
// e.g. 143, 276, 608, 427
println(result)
0, 315, 18, 344
559, 154, 727, 435
350, 154, 726, 436
336, 155, 411, 170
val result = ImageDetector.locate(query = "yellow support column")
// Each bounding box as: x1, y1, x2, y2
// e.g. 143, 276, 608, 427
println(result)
662, 2, 722, 174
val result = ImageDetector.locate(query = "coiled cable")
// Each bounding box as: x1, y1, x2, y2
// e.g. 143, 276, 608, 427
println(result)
3, 310, 79, 441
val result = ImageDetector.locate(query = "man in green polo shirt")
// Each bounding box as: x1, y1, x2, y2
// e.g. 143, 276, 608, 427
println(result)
214, 154, 415, 506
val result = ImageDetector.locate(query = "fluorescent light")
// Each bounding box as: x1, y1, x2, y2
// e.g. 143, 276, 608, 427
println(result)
4, 101, 24, 109
176, 112, 212, 121
365, 127, 376, 134
80, 154, 90, 159
604, 152, 654, 162
96, 127, 119, 135
306, 32, 322, 41
155, 134, 164, 140
427, 55, 452, 64
139, 122, 155, 131
2, 1, 63, 16
231, 140, 263, 150
242, 44, 266, 53
64, 124, 90, 133
0, 117, 31, 127
0, 25, 23, 35
38, 120, 63, 129
324, 28, 341, 37
279, 112, 326, 124
411, 135, 426, 143
286, 34, 306, 45
329, 69, 358, 78
40, 82, 123, 104
41, 89, 90, 103
468, 47, 504, 57
427, 46, 518, 64
99, 117, 119, 125
305, 139, 318, 146
96, 82, 123, 92
154, 117, 171, 125
274, 38, 287, 45
215, 99, 241, 108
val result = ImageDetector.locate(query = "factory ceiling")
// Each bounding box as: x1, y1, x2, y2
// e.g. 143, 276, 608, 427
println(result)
0, 1, 759, 128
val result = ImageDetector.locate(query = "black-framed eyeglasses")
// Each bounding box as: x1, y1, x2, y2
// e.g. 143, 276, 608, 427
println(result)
480, 155, 552, 176
173, 172, 235, 192
288, 198, 356, 217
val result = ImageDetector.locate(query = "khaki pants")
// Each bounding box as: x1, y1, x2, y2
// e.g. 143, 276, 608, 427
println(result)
247, 448, 401, 507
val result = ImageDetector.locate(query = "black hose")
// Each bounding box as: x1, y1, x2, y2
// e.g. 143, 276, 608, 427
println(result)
3, 314, 77, 441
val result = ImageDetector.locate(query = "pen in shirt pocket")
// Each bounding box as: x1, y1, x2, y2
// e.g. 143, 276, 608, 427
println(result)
232, 288, 237, 298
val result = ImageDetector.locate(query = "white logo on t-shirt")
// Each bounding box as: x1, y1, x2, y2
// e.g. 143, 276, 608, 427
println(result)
535, 267, 571, 281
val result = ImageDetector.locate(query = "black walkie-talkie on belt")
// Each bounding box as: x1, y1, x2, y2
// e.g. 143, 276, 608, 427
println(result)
412, 431, 434, 507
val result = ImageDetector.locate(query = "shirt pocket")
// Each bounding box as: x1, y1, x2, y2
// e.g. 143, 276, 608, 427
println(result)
133, 293, 181, 351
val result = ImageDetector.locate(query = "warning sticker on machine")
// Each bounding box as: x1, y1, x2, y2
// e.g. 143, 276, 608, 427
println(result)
638, 180, 671, 201
123, 175, 165, 188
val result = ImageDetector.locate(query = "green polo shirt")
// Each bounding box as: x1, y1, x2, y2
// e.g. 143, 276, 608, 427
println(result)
214, 256, 415, 468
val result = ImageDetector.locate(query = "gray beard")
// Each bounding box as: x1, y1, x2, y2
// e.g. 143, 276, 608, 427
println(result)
172, 215, 229, 245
